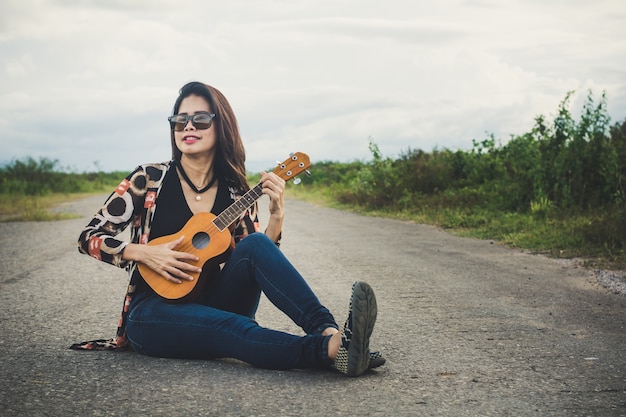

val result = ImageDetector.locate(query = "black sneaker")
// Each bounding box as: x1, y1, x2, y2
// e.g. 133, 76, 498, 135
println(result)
368, 351, 386, 369
336, 351, 384, 370
334, 282, 378, 376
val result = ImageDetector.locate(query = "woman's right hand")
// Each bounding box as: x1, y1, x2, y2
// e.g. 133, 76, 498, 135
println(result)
122, 236, 202, 284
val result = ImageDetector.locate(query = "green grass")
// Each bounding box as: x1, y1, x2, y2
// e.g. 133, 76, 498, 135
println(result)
0, 157, 124, 221
287, 185, 626, 271
0, 193, 99, 222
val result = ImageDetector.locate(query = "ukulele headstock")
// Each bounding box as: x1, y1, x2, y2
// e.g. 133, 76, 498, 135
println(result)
272, 152, 311, 183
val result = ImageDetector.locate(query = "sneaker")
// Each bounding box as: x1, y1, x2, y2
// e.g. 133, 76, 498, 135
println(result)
334, 281, 377, 376
335, 351, 385, 370
368, 351, 386, 369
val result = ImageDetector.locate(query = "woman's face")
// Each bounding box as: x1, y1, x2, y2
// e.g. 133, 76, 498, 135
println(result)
173, 94, 217, 158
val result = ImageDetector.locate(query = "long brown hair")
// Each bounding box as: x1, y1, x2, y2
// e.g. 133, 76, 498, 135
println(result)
170, 82, 249, 192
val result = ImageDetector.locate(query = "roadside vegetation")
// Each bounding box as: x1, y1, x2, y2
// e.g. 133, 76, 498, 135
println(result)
2, 90, 624, 270
0, 157, 125, 221
287, 91, 626, 270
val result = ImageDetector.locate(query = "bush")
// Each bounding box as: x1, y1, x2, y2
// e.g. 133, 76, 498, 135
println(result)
0, 157, 125, 195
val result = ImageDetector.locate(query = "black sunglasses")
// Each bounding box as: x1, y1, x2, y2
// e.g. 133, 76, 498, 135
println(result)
168, 112, 216, 131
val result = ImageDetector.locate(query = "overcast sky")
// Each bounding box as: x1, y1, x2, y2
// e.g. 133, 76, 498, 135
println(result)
1, 0, 625, 173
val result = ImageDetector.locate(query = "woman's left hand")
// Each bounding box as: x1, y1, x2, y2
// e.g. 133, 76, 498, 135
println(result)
260, 171, 285, 219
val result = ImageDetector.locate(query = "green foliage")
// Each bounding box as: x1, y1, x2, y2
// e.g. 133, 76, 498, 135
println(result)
395, 147, 467, 194
295, 90, 625, 267
533, 91, 621, 210
344, 141, 401, 208
0, 157, 126, 196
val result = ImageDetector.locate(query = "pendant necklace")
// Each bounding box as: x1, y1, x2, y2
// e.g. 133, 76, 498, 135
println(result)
175, 160, 217, 201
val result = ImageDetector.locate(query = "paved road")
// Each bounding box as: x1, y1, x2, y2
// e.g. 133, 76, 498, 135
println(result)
1, 194, 625, 416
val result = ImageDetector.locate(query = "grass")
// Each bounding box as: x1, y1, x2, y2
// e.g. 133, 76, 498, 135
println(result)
287, 185, 626, 271
0, 192, 101, 222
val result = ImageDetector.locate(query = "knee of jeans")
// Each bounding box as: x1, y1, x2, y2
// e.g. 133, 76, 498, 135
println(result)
238, 232, 273, 252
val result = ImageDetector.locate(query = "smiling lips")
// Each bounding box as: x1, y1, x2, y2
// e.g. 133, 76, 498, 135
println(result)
182, 135, 201, 144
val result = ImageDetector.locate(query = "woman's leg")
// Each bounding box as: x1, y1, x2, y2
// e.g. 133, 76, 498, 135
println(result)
126, 293, 333, 370
203, 233, 338, 335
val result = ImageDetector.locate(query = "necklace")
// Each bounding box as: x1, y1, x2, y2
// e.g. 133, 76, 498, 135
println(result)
175, 160, 217, 201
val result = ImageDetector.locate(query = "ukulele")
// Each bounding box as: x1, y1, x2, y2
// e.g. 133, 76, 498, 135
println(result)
138, 152, 311, 302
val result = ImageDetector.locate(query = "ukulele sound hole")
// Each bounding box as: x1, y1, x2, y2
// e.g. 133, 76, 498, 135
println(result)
192, 232, 210, 249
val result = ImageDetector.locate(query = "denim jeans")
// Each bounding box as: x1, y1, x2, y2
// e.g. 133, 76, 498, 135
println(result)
126, 233, 338, 369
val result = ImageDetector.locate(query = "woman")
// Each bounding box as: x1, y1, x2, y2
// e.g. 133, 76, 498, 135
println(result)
74, 81, 384, 376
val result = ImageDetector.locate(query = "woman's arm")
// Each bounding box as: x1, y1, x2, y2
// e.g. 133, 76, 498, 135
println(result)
260, 171, 285, 244
77, 168, 145, 268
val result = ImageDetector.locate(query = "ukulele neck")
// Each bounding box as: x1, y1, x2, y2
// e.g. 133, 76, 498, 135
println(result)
212, 183, 263, 231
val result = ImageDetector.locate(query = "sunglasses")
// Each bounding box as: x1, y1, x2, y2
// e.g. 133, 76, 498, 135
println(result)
168, 112, 216, 131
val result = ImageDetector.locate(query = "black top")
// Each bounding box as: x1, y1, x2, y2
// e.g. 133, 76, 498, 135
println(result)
134, 167, 232, 295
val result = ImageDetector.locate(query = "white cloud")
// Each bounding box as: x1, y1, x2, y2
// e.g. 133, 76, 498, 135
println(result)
0, 0, 625, 173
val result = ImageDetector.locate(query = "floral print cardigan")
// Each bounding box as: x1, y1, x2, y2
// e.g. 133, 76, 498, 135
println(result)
72, 161, 261, 350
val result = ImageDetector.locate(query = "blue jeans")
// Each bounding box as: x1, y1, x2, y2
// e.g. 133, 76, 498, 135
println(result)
126, 233, 338, 369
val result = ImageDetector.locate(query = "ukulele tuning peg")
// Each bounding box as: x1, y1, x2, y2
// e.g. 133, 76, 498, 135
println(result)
293, 177, 302, 185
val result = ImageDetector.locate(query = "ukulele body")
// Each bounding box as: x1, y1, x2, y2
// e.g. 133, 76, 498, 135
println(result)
137, 212, 233, 302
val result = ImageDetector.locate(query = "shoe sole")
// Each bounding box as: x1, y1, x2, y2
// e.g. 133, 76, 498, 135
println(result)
346, 282, 377, 376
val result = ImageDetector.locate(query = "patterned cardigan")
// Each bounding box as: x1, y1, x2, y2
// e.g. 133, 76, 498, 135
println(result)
72, 161, 261, 350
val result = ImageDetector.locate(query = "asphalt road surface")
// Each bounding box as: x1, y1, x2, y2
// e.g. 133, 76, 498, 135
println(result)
1, 194, 625, 416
